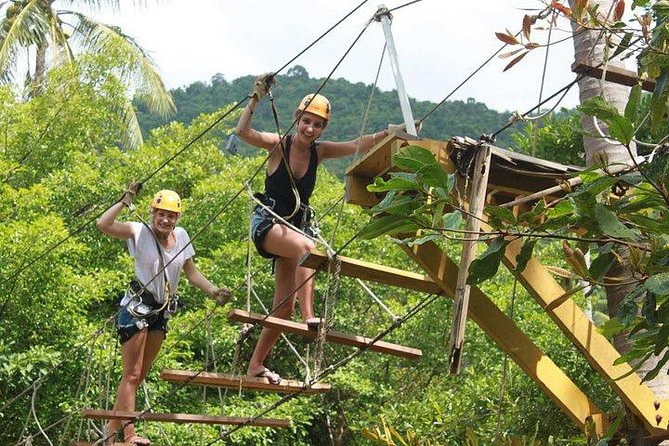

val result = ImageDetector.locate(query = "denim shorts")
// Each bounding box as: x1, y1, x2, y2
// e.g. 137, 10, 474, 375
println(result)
250, 205, 277, 259
116, 305, 168, 345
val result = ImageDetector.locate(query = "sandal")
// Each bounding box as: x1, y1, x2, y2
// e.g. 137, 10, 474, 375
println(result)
125, 435, 151, 446
253, 367, 282, 385
305, 317, 322, 331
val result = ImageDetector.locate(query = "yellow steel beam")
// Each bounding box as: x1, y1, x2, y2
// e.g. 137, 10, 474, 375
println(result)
403, 240, 607, 435
502, 238, 669, 434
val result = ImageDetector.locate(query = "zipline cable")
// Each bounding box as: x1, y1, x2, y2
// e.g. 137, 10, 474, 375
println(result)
388, 0, 425, 13
1, 0, 373, 290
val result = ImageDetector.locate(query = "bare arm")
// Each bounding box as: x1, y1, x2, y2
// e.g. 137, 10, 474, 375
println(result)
96, 202, 134, 240
235, 96, 281, 150
182, 258, 231, 304
317, 129, 390, 160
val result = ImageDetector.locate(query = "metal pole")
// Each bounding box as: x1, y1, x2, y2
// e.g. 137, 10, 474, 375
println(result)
374, 4, 416, 136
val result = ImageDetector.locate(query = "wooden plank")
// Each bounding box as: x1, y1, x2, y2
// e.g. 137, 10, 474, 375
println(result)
403, 241, 607, 436
448, 143, 492, 374
160, 369, 330, 394
301, 249, 441, 295
346, 175, 380, 208
571, 61, 656, 92
501, 238, 669, 435
228, 309, 422, 360
81, 409, 289, 428
346, 133, 397, 177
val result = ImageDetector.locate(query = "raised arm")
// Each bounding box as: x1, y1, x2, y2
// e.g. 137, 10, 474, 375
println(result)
96, 202, 134, 240
235, 96, 280, 150
96, 182, 141, 240
235, 73, 281, 150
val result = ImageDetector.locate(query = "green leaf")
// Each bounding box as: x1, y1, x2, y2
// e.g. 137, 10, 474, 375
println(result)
485, 205, 516, 228
404, 233, 442, 247
579, 96, 620, 121
442, 211, 462, 231
393, 145, 439, 172
371, 193, 421, 216
360, 215, 416, 240
515, 239, 536, 273
607, 114, 635, 145
646, 272, 669, 295
598, 318, 625, 339
589, 251, 615, 282
594, 203, 638, 240
367, 173, 421, 192
642, 348, 669, 382
467, 236, 508, 286
624, 84, 641, 122
546, 200, 573, 219
654, 323, 669, 355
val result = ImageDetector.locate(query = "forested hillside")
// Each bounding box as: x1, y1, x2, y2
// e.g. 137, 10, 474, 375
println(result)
136, 66, 520, 176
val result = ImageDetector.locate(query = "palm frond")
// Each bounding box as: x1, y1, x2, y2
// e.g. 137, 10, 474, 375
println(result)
49, 15, 74, 67
118, 95, 144, 150
68, 11, 175, 118
0, 0, 51, 83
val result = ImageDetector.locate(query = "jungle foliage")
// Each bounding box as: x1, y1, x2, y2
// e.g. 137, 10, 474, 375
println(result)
0, 54, 624, 445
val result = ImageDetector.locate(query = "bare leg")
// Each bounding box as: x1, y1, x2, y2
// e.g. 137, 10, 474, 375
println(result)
123, 330, 163, 443
106, 330, 148, 442
247, 224, 315, 377
297, 265, 316, 321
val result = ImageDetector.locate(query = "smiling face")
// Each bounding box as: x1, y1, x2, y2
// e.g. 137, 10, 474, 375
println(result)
295, 111, 326, 145
151, 208, 180, 236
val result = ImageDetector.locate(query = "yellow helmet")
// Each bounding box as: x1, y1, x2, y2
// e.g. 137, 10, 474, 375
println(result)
297, 94, 331, 121
151, 190, 183, 213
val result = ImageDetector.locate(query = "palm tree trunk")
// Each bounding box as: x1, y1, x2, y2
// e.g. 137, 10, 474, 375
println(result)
568, 1, 667, 444
33, 41, 47, 95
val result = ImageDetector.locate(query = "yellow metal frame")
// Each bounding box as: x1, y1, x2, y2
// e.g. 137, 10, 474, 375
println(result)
344, 134, 669, 437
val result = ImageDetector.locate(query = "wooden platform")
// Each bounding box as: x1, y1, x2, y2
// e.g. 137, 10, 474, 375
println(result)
572, 61, 656, 92
81, 409, 289, 428
160, 369, 331, 394
228, 309, 422, 360
301, 248, 441, 294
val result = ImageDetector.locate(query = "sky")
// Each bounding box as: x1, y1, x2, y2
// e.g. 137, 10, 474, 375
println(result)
80, 0, 635, 113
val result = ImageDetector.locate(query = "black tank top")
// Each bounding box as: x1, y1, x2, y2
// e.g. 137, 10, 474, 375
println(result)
264, 135, 319, 221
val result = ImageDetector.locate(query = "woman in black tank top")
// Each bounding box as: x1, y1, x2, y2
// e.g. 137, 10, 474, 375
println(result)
236, 76, 390, 383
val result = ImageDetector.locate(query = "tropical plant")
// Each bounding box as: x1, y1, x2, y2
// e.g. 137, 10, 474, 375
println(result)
0, 0, 175, 148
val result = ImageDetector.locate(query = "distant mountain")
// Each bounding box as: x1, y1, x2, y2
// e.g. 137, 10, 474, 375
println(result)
136, 65, 522, 177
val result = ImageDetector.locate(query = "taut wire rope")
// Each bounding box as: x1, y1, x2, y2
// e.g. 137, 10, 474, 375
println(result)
2, 0, 372, 290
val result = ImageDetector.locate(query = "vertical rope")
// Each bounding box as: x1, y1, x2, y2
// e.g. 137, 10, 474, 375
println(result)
494, 279, 518, 441
312, 255, 342, 378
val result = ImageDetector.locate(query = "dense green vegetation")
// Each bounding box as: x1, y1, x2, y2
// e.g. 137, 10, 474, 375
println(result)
1, 55, 625, 445
136, 66, 523, 177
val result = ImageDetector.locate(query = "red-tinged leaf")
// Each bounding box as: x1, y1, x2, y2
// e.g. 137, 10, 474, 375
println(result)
495, 31, 519, 46
503, 51, 529, 72
522, 15, 532, 40
525, 42, 540, 50
614, 0, 625, 21
498, 48, 525, 59
551, 1, 572, 16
